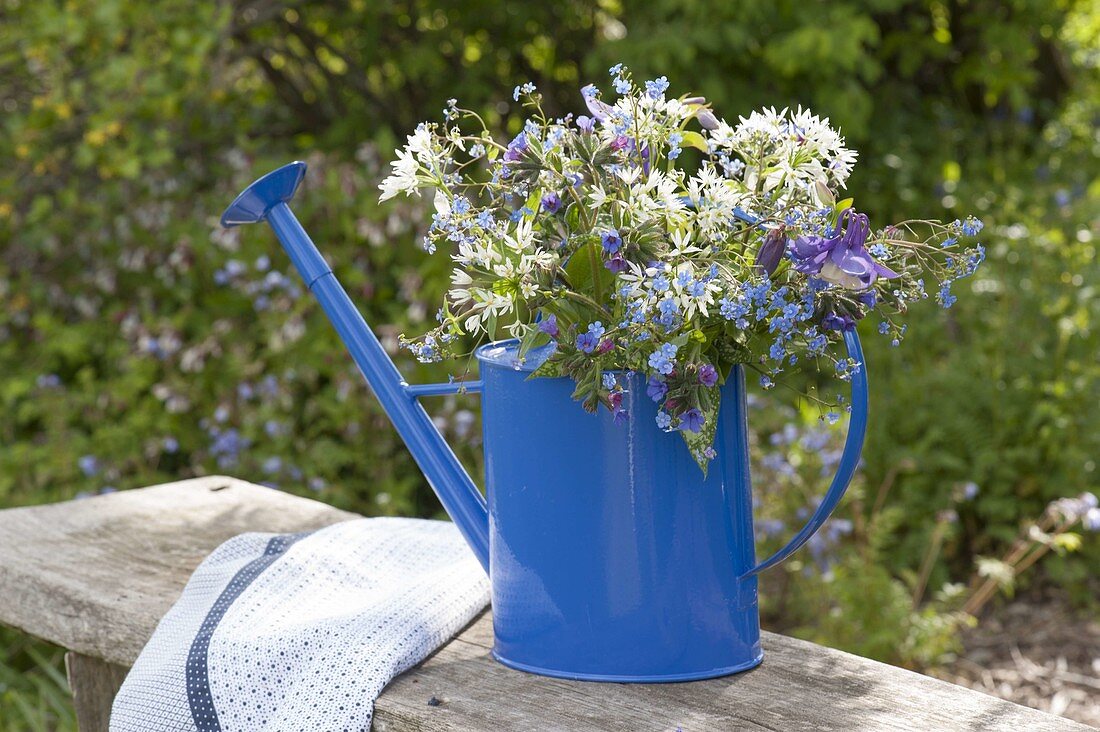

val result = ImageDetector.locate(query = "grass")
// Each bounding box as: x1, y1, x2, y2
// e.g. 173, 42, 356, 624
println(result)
0, 628, 75, 732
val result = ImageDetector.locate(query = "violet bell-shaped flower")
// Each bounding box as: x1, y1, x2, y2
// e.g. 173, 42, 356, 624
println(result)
581, 84, 615, 122
683, 96, 720, 131
754, 229, 786, 277
789, 208, 899, 290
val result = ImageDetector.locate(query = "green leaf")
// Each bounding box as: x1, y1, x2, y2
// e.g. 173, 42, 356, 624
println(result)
529, 357, 565, 379
518, 325, 550, 359
564, 241, 614, 305
680, 130, 709, 152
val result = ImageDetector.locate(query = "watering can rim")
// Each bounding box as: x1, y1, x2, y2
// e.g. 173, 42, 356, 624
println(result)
475, 339, 558, 373
475, 339, 746, 385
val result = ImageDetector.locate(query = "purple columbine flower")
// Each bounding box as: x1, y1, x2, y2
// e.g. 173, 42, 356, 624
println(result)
789, 208, 899, 290
605, 254, 628, 273
679, 408, 705, 433
541, 192, 562, 214
601, 229, 622, 254
646, 376, 668, 402
537, 314, 559, 338
576, 115, 595, 133
503, 132, 529, 162
822, 312, 856, 331
698, 363, 718, 387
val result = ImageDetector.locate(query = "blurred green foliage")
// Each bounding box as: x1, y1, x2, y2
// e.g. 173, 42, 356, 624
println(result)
0, 0, 1097, 727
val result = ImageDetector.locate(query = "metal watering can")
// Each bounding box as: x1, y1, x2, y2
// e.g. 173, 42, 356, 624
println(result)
222, 162, 869, 682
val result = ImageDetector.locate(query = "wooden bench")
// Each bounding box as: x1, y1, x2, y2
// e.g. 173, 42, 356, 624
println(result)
0, 476, 1088, 731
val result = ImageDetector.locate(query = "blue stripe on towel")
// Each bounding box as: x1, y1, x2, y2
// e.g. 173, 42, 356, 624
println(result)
187, 533, 310, 731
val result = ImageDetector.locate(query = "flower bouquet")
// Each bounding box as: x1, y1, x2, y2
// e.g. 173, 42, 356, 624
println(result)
379, 64, 985, 469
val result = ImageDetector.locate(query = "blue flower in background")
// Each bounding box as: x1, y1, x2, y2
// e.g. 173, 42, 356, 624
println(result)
513, 81, 536, 100
78, 455, 99, 477
36, 373, 61, 389
960, 216, 983, 236
757, 518, 786, 537
938, 281, 957, 308
655, 411, 672, 430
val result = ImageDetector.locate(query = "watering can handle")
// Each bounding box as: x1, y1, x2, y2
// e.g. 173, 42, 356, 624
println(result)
740, 328, 868, 579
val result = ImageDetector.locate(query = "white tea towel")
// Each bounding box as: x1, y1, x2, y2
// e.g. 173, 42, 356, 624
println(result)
111, 517, 490, 731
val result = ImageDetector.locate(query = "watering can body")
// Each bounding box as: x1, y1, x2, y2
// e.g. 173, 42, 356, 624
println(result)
479, 342, 763, 679
222, 162, 869, 682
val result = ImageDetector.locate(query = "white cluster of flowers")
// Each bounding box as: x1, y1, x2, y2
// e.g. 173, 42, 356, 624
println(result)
709, 106, 858, 204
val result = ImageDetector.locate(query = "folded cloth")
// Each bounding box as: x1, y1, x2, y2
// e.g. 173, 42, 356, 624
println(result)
111, 517, 490, 732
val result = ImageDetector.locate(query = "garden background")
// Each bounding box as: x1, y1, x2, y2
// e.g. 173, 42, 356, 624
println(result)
1, 0, 1097, 728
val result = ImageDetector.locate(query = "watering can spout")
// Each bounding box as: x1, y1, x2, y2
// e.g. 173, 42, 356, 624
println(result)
221, 162, 491, 573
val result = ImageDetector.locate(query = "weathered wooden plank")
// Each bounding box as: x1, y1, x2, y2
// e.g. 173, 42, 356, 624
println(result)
374, 612, 1091, 732
65, 652, 129, 732
0, 479, 1088, 731
0, 476, 356, 666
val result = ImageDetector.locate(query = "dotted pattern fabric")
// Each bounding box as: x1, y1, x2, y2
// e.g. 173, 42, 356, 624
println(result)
111, 518, 490, 732
187, 533, 309, 730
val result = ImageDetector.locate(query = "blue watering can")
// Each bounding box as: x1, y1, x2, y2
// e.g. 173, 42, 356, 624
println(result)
222, 162, 869, 682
